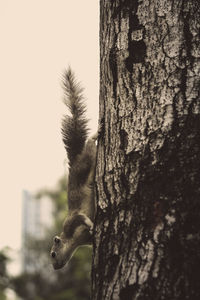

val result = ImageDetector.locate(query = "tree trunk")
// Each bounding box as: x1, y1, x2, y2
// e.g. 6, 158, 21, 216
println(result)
92, 0, 200, 299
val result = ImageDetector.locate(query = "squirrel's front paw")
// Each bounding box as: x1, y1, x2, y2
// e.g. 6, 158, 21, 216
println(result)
88, 223, 93, 235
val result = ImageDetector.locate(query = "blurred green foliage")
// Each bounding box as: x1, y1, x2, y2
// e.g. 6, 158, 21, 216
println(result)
11, 176, 92, 300
0, 248, 10, 299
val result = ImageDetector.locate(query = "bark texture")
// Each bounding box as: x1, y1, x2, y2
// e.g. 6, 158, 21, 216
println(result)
92, 0, 200, 299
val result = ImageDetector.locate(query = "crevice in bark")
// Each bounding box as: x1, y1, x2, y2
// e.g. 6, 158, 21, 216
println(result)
119, 283, 138, 300
119, 129, 128, 150
109, 42, 118, 99
126, 40, 146, 68
181, 3, 194, 66
125, 1, 146, 70
107, 254, 120, 279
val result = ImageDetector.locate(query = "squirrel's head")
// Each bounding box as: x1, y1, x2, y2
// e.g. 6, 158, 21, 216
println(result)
50, 233, 76, 270
50, 224, 91, 269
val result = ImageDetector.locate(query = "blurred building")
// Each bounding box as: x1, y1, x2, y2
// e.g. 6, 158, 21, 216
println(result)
21, 190, 53, 273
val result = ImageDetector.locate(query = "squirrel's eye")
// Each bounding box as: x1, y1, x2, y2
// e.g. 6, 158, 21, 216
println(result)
54, 237, 60, 244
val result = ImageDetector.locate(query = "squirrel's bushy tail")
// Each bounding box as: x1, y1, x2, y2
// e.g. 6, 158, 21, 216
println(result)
62, 68, 89, 166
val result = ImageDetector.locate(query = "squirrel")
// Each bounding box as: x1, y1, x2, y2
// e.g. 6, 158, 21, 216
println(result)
50, 68, 97, 270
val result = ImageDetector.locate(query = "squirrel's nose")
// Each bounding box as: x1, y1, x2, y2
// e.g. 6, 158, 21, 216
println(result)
51, 251, 56, 258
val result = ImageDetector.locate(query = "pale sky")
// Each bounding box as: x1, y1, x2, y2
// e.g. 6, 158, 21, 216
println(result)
0, 0, 99, 250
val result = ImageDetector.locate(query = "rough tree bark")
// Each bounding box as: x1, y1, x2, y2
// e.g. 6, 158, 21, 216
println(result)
92, 0, 200, 299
